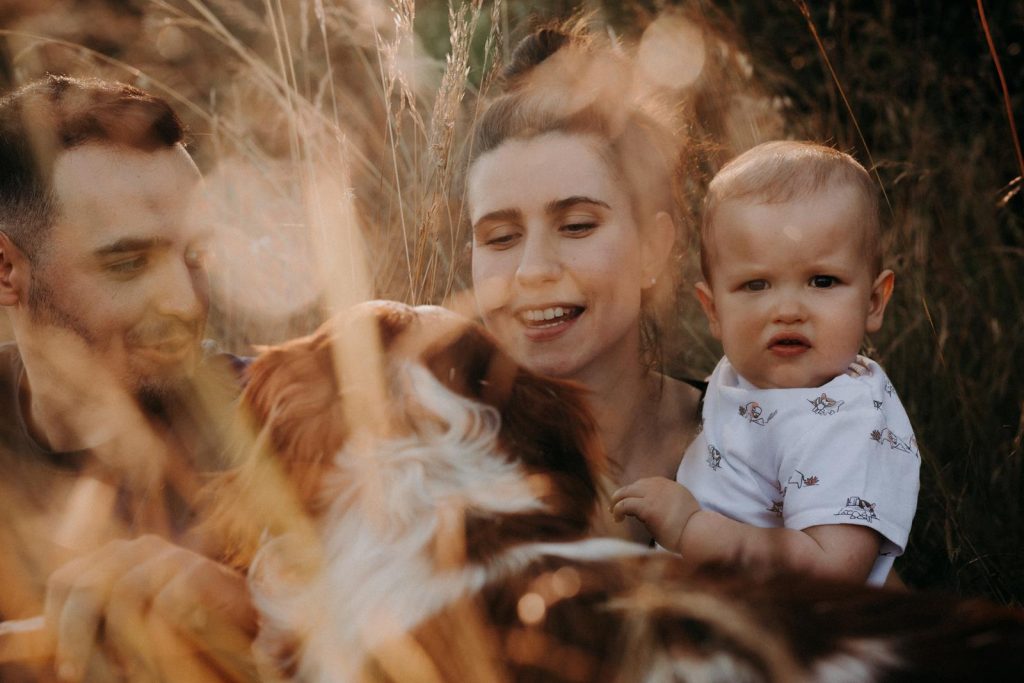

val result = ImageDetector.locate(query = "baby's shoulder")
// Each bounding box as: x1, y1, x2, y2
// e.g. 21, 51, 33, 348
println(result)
826, 358, 902, 403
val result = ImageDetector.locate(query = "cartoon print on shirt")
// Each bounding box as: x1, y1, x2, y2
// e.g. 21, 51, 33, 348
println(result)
787, 469, 820, 489
835, 496, 878, 522
808, 393, 844, 415
884, 382, 894, 397
767, 499, 784, 517
739, 401, 777, 426
873, 400, 883, 410
706, 444, 723, 471
870, 427, 918, 456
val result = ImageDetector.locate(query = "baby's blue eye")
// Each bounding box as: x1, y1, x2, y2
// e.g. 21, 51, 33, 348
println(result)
810, 275, 838, 288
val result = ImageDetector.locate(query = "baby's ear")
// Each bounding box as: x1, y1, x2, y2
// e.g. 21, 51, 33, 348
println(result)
866, 269, 895, 334
694, 281, 722, 340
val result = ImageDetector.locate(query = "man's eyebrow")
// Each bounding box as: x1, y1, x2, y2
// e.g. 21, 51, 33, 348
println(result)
546, 196, 611, 213
472, 208, 522, 231
93, 237, 171, 256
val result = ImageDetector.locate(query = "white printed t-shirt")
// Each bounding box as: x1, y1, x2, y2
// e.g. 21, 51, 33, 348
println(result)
676, 356, 920, 585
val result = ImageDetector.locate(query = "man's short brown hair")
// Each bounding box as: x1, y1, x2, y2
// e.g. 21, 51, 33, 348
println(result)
700, 141, 882, 282
0, 75, 185, 261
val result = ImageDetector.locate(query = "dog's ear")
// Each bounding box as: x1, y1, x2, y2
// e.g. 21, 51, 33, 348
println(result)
195, 323, 349, 569
459, 365, 605, 561
422, 324, 604, 548
501, 369, 603, 522
243, 325, 350, 504
421, 325, 602, 514
422, 324, 518, 406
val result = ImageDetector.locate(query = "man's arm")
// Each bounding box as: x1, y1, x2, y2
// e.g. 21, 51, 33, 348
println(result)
40, 535, 257, 682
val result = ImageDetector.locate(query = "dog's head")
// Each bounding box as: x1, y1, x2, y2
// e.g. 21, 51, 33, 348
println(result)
201, 301, 604, 570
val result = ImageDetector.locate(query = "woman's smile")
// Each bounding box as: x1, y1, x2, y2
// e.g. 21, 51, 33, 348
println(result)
469, 132, 650, 380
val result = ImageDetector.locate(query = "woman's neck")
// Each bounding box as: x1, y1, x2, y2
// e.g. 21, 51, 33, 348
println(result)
573, 357, 659, 475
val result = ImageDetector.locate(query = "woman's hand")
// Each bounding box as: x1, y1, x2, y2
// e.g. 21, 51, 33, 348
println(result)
610, 477, 701, 553
43, 535, 257, 682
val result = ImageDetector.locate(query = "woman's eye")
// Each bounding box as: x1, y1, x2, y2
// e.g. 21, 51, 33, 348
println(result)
482, 231, 518, 248
810, 275, 838, 288
561, 219, 598, 236
743, 279, 768, 292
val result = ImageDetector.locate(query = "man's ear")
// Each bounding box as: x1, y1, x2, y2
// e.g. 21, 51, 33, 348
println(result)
0, 231, 29, 307
694, 281, 722, 340
641, 211, 676, 288
866, 269, 895, 334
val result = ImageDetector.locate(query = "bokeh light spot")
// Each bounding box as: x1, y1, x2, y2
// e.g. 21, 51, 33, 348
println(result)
517, 592, 546, 625
638, 15, 706, 89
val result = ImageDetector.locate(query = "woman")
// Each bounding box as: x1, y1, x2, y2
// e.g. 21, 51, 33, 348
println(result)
465, 26, 703, 544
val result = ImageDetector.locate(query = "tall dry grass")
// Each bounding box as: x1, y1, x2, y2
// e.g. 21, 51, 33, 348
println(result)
1, 0, 1021, 606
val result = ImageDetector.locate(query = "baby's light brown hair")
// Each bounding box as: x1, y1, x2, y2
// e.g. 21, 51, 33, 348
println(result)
700, 141, 882, 284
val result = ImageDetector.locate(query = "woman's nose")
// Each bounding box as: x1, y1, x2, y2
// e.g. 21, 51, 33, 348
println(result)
515, 231, 561, 286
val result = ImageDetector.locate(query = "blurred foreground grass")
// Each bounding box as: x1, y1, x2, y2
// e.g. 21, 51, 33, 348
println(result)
1, 0, 1021, 604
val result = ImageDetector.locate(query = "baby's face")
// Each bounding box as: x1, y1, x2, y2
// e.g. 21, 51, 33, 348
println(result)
696, 186, 892, 389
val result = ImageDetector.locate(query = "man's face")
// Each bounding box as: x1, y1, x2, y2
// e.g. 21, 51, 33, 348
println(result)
27, 143, 210, 399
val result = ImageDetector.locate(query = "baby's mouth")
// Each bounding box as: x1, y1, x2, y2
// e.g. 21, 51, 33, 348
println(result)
768, 334, 811, 350
519, 306, 584, 328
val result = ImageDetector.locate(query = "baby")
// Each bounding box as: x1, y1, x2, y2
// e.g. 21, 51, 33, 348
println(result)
612, 141, 919, 585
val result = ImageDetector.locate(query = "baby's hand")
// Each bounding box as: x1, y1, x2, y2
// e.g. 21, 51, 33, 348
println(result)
845, 354, 873, 378
610, 478, 701, 553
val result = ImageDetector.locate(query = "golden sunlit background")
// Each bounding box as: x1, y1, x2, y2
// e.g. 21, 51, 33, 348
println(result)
1, 0, 1021, 606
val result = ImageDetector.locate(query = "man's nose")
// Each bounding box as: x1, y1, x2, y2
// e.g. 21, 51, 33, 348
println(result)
156, 258, 208, 323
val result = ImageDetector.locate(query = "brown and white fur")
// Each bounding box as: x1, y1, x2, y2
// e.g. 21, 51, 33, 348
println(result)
201, 301, 1024, 683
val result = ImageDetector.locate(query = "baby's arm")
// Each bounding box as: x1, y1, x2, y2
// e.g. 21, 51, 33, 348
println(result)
676, 512, 881, 582
611, 480, 881, 582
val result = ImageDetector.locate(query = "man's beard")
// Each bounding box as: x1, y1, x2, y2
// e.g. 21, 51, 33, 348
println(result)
27, 270, 98, 345
27, 272, 200, 411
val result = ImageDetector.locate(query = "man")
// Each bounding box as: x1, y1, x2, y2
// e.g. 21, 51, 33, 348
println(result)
0, 75, 254, 682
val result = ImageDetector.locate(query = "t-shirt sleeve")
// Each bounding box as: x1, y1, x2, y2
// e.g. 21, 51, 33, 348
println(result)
779, 374, 920, 557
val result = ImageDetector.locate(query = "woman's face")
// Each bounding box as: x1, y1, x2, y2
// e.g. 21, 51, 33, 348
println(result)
468, 132, 655, 381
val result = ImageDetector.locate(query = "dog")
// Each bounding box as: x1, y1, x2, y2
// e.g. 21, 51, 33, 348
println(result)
201, 300, 1024, 682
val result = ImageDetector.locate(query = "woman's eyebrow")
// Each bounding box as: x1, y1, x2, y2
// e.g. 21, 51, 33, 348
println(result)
546, 196, 611, 213
472, 208, 521, 231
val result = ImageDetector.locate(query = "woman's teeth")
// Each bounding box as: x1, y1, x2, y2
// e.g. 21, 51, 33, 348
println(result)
523, 307, 573, 323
